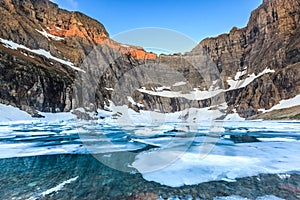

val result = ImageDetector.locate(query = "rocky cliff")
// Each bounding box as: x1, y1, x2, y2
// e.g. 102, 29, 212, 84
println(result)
0, 0, 299, 119
0, 0, 156, 115
196, 0, 300, 117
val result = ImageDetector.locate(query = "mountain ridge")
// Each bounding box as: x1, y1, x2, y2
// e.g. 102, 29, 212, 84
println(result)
0, 0, 299, 119
195, 0, 300, 117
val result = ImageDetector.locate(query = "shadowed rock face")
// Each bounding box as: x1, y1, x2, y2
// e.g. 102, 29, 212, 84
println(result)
0, 0, 156, 114
196, 0, 300, 117
0, 0, 299, 118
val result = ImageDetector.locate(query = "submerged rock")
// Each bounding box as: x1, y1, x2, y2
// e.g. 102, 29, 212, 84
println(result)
0, 154, 299, 200
230, 134, 260, 143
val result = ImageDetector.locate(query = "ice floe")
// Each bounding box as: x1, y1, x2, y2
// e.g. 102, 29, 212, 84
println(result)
132, 138, 300, 187
214, 195, 284, 200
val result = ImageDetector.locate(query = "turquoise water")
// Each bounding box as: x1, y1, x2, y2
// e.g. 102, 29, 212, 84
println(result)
0, 120, 300, 199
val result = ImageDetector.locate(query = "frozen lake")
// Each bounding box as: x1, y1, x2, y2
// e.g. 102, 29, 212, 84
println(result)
0, 115, 300, 199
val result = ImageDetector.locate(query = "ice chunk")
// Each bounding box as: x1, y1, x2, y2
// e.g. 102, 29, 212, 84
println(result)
133, 140, 300, 187
0, 104, 33, 122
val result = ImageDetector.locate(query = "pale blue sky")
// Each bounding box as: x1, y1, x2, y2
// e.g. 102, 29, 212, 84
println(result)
51, 0, 262, 52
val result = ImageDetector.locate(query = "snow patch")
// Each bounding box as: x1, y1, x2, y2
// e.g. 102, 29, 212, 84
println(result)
138, 87, 225, 101
55, 26, 62, 30
137, 68, 275, 101
35, 29, 64, 41
173, 81, 187, 87
0, 103, 75, 124
209, 80, 220, 91
224, 109, 245, 121
260, 94, 300, 113
0, 104, 33, 122
127, 96, 144, 107
155, 86, 171, 91
227, 68, 275, 90
0, 38, 85, 72
234, 69, 247, 80
105, 87, 114, 91
101, 101, 228, 126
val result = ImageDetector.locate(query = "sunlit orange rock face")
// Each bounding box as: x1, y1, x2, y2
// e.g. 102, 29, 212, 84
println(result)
103, 40, 157, 60
47, 24, 157, 60
129, 49, 157, 59
48, 25, 107, 43
4, 0, 15, 11
2, 0, 157, 60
